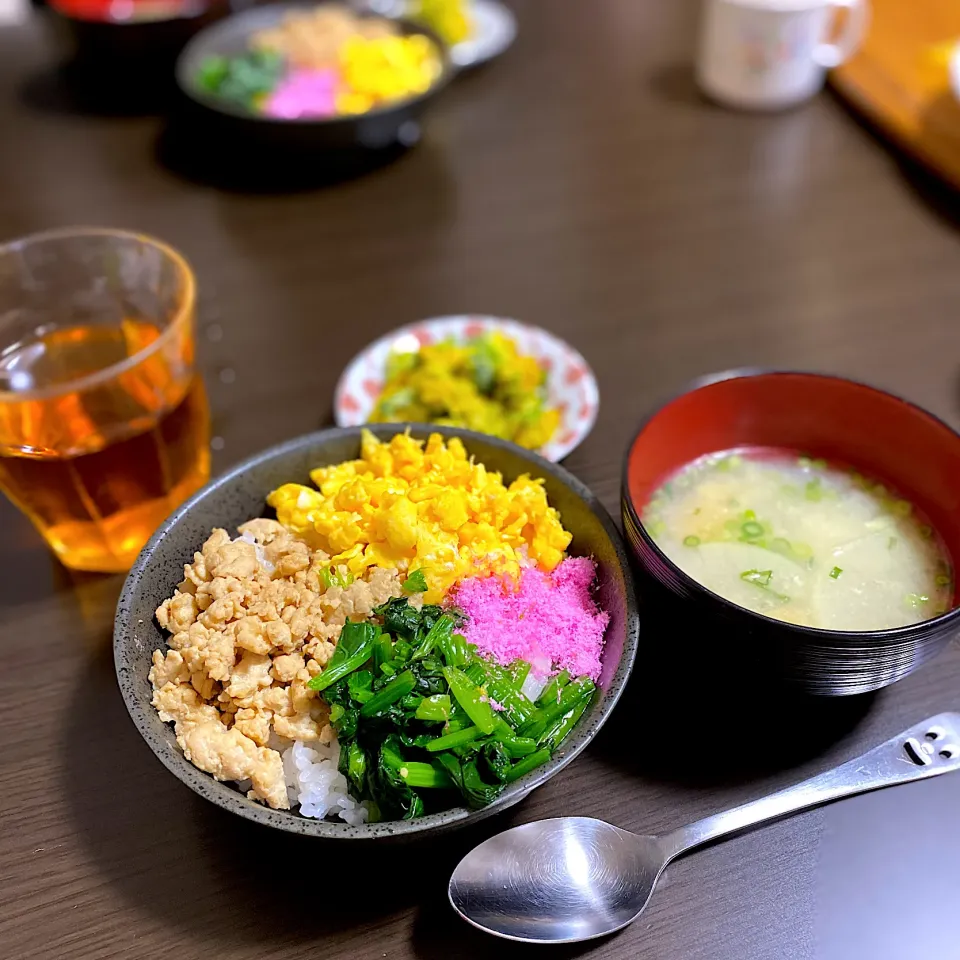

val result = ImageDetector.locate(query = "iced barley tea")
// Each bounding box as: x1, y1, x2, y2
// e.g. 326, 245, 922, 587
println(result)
0, 230, 210, 571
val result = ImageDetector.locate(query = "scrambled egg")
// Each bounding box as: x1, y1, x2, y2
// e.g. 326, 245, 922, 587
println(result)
267, 431, 572, 602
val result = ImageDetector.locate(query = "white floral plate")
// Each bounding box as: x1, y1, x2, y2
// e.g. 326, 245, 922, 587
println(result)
360, 0, 517, 69
333, 315, 599, 462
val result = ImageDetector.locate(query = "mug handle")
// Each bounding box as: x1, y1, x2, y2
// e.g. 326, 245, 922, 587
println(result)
814, 0, 870, 69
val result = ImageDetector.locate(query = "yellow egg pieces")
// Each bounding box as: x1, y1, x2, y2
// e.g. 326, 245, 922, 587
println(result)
266, 431, 572, 601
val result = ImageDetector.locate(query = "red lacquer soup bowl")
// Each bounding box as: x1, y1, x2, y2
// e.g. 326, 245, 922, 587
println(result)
621, 370, 960, 696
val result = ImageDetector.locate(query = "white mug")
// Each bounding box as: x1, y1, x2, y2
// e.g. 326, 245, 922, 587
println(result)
696, 0, 869, 111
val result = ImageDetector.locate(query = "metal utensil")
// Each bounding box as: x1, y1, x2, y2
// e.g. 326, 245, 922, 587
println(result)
449, 712, 960, 944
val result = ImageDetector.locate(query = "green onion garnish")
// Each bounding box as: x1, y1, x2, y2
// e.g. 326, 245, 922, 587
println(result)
829, 566, 842, 579
740, 569, 790, 602
905, 593, 930, 608
741, 520, 764, 539
770, 537, 792, 556
683, 535, 700, 547
805, 479, 822, 502
935, 575, 951, 587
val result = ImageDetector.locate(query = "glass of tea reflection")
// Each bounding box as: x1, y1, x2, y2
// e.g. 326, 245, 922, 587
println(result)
0, 228, 210, 572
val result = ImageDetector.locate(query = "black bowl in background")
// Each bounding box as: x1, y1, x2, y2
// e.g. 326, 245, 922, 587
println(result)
45, 0, 230, 110
115, 424, 639, 839
622, 369, 960, 697
173, 3, 452, 153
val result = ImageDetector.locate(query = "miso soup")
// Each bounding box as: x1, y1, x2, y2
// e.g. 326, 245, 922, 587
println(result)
641, 450, 953, 630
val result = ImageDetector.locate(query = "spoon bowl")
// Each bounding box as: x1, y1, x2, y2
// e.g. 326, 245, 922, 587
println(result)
448, 817, 666, 943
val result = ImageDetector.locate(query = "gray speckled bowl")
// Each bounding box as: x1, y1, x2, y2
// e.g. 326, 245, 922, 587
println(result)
114, 425, 640, 839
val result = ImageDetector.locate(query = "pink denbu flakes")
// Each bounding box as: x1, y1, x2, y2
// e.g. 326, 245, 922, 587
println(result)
449, 556, 609, 681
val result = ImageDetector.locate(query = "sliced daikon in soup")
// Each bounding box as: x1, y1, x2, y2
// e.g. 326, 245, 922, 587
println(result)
812, 526, 947, 630
642, 450, 953, 630
672, 541, 814, 623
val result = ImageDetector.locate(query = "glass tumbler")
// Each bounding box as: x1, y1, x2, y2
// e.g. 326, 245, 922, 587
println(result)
0, 227, 210, 572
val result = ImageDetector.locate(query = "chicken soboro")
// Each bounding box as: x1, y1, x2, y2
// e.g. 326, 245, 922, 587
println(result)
149, 519, 403, 808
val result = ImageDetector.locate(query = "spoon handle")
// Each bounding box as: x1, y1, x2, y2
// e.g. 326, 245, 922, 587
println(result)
658, 712, 960, 862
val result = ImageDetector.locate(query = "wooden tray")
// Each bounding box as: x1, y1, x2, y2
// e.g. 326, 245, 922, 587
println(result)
829, 0, 960, 188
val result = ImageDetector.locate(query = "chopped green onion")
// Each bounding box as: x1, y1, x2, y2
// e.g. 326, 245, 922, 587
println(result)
740, 569, 773, 587
741, 520, 764, 539
683, 535, 700, 547
920, 525, 933, 539
805, 479, 822, 502
905, 593, 930, 608
403, 569, 428, 593
792, 542, 814, 562
740, 569, 790, 602
891, 500, 912, 518
829, 566, 842, 580
935, 574, 951, 587
811, 457, 827, 470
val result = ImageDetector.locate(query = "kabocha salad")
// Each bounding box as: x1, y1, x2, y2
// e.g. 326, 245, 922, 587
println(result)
149, 432, 609, 823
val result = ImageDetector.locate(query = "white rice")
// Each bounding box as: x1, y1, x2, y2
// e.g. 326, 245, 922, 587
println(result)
230, 535, 368, 823
281, 737, 372, 826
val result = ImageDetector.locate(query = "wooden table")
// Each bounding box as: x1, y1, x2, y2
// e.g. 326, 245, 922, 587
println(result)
2, 3, 960, 959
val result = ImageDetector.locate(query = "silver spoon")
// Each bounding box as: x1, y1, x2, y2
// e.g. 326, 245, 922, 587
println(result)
450, 712, 960, 944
